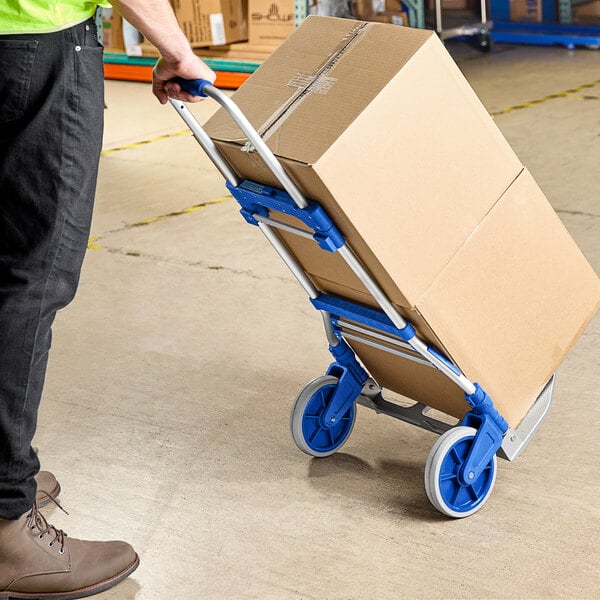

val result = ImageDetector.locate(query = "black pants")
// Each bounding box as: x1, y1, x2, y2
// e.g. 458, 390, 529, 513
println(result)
0, 18, 104, 520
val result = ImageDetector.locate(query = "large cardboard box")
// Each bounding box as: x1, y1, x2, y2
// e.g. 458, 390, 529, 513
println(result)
172, 0, 247, 47
248, 0, 295, 46
203, 16, 600, 427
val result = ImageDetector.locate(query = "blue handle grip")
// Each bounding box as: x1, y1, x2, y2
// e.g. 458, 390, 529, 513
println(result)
173, 77, 212, 97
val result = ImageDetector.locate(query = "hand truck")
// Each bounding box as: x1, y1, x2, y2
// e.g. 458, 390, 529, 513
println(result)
434, 0, 493, 52
169, 79, 554, 518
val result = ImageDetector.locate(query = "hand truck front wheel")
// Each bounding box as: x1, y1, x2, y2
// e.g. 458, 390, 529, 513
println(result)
425, 426, 497, 517
290, 375, 357, 458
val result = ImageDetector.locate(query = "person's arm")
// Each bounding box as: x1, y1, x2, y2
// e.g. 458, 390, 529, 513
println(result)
108, 0, 216, 104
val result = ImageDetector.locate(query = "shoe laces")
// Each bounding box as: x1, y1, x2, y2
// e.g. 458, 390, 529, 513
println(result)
26, 499, 69, 554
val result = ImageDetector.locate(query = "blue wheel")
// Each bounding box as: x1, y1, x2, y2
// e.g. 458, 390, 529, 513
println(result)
425, 426, 497, 518
290, 375, 356, 457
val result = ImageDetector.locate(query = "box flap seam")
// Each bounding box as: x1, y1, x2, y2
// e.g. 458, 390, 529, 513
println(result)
413, 167, 525, 309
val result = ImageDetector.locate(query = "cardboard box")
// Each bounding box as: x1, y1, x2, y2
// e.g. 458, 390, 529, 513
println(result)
354, 0, 403, 20
510, 0, 543, 22
248, 0, 295, 46
203, 16, 600, 427
372, 11, 410, 25
172, 0, 247, 47
101, 7, 124, 52
354, 0, 410, 26
572, 0, 600, 22
196, 42, 277, 61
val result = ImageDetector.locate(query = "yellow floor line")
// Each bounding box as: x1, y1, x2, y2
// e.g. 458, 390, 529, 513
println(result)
88, 196, 231, 250
100, 129, 191, 156
491, 80, 600, 117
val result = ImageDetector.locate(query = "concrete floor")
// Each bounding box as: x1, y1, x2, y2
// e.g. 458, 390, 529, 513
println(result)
35, 38, 599, 599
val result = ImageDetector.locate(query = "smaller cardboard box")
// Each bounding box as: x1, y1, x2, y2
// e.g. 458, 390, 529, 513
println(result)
248, 0, 295, 46
172, 0, 248, 47
510, 0, 543, 22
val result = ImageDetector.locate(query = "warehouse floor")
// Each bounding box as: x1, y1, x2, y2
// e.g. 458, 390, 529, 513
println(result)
35, 38, 599, 600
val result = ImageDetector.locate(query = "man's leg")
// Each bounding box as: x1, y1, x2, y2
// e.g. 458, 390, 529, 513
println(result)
0, 18, 138, 598
0, 19, 104, 519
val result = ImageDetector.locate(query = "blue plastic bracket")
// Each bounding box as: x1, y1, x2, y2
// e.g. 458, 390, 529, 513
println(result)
458, 383, 509, 486
320, 335, 370, 429
311, 294, 416, 342
226, 180, 345, 252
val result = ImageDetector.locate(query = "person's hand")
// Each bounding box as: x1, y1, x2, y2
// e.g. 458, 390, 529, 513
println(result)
152, 53, 216, 104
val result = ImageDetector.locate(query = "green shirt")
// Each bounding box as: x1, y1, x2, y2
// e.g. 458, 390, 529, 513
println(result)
0, 0, 111, 34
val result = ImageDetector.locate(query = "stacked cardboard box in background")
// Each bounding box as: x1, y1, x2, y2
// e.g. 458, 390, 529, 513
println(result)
354, 0, 410, 25
510, 0, 543, 22
248, 0, 295, 46
572, 0, 600, 23
111, 0, 598, 65
172, 0, 248, 46
203, 16, 600, 428
140, 0, 293, 61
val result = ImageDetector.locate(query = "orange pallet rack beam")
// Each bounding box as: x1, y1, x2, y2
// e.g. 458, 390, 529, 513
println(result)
103, 53, 259, 89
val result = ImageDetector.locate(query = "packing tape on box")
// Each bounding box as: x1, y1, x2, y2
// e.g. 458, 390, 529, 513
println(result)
250, 21, 368, 148
287, 73, 337, 94
241, 68, 341, 153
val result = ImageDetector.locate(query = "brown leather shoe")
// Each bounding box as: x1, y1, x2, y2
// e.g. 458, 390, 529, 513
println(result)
35, 470, 61, 509
0, 503, 139, 599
